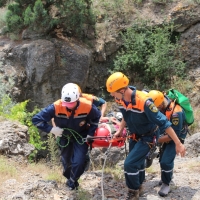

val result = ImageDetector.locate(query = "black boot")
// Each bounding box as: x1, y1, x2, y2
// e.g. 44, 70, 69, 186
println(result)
125, 189, 139, 200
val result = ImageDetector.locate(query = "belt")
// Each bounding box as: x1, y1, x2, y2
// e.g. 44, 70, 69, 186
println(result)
140, 126, 158, 137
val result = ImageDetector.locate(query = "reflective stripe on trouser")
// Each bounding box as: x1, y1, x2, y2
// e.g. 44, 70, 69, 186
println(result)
160, 141, 176, 185
124, 139, 150, 190
60, 138, 88, 184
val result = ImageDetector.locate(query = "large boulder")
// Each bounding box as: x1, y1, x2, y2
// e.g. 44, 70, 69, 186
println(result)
185, 132, 200, 157
0, 119, 35, 157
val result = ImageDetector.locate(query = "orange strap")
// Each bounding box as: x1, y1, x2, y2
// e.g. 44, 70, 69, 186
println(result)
109, 134, 137, 143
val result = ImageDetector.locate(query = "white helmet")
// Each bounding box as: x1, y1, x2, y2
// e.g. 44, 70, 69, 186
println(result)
116, 112, 123, 121
61, 83, 80, 103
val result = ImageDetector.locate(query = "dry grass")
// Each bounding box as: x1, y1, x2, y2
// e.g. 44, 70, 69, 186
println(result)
26, 160, 65, 183
0, 155, 65, 194
187, 160, 200, 172
146, 165, 159, 174
104, 165, 124, 180
0, 156, 18, 181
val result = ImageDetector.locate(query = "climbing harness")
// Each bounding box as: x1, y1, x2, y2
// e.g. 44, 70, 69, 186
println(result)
147, 135, 157, 160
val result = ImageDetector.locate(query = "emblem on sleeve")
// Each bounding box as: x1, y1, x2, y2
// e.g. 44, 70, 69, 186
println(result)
146, 100, 152, 107
149, 103, 158, 112
172, 117, 179, 125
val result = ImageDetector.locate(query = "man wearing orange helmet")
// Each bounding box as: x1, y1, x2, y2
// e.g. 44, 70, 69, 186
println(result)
148, 90, 187, 197
32, 83, 101, 190
106, 72, 186, 200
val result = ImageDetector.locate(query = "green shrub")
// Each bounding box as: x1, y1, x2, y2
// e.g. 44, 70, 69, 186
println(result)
47, 133, 60, 165
0, 8, 7, 28
0, 73, 44, 161
1, 0, 95, 37
113, 20, 186, 90
2, 98, 45, 153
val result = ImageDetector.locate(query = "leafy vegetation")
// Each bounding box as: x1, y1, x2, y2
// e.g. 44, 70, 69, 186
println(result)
113, 21, 186, 90
0, 0, 95, 37
47, 133, 60, 165
0, 73, 44, 161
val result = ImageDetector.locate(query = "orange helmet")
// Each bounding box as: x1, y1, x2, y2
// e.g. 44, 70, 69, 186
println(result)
106, 72, 129, 92
148, 90, 164, 107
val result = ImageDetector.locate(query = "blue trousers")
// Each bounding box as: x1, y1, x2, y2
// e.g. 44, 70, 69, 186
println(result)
59, 138, 88, 186
124, 139, 150, 190
160, 141, 176, 185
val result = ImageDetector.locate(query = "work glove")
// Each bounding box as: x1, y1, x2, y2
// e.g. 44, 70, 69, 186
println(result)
50, 127, 63, 138
85, 135, 94, 143
86, 135, 94, 150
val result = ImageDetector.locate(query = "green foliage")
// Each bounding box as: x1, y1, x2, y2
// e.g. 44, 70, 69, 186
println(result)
1, 98, 45, 153
0, 73, 44, 161
0, 95, 15, 116
152, 0, 168, 4
24, 6, 34, 26
0, 0, 7, 7
47, 133, 60, 165
1, 0, 95, 37
0, 8, 7, 28
0, 73, 15, 112
133, 0, 145, 4
6, 10, 23, 33
113, 21, 186, 90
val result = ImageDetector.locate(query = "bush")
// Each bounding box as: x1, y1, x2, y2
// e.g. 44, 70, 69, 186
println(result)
113, 21, 186, 90
0, 73, 44, 161
1, 0, 95, 37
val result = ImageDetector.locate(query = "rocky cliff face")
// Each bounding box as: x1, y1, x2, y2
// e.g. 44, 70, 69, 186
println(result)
0, 38, 92, 109
0, 1, 200, 110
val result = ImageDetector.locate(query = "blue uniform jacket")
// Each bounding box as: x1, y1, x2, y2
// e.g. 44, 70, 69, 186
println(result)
117, 86, 171, 136
93, 97, 106, 108
165, 101, 187, 140
32, 98, 101, 137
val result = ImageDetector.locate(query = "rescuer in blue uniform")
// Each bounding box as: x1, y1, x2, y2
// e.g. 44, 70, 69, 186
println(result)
106, 72, 186, 200
81, 93, 107, 119
51, 87, 107, 172
148, 90, 187, 197
32, 83, 101, 190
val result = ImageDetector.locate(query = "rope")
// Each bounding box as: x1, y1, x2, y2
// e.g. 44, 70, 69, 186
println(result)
56, 128, 84, 147
101, 142, 112, 200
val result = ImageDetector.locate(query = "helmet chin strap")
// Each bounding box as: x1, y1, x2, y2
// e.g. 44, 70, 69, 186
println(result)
116, 87, 127, 100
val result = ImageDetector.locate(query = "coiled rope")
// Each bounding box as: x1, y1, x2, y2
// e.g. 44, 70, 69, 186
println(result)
101, 142, 112, 200
56, 128, 84, 147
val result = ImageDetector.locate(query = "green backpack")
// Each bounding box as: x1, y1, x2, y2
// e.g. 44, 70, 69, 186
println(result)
166, 89, 194, 126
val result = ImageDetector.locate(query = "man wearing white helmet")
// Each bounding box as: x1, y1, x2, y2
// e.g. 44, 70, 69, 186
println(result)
32, 83, 101, 190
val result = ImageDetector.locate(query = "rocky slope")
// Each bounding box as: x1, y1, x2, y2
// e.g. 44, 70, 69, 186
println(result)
0, 153, 199, 200
0, 132, 200, 200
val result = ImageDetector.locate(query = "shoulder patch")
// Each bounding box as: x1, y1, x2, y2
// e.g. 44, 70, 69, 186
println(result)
148, 102, 158, 113
172, 113, 178, 118
145, 100, 152, 107
172, 117, 179, 125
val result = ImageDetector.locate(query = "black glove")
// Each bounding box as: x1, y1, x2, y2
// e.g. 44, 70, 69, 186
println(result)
86, 135, 94, 144
85, 135, 94, 151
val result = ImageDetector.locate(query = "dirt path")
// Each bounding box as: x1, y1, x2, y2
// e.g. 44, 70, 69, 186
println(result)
0, 155, 200, 200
